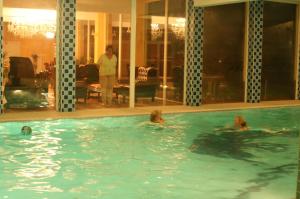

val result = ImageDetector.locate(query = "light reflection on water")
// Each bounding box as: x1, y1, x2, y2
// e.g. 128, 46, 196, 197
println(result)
2, 127, 63, 193
0, 107, 299, 199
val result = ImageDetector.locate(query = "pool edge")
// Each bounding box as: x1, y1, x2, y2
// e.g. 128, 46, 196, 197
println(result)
0, 100, 300, 122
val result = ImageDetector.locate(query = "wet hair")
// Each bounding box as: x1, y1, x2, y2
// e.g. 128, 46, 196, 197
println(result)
150, 110, 161, 123
106, 45, 113, 52
240, 121, 247, 128
21, 126, 32, 135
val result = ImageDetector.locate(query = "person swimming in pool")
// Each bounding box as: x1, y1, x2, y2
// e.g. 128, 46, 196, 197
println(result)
234, 116, 248, 131
21, 126, 32, 135
150, 110, 165, 124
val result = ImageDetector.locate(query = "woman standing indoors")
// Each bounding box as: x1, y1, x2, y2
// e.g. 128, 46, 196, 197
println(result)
97, 45, 117, 107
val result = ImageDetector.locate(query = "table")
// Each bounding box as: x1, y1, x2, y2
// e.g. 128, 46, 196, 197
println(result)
87, 83, 128, 103
87, 84, 102, 102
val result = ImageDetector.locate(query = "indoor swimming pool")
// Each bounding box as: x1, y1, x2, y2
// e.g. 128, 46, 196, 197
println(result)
0, 106, 299, 199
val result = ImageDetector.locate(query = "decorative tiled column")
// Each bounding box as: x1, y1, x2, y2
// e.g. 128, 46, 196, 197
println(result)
56, 0, 76, 112
185, 0, 195, 105
185, 0, 204, 106
246, 0, 264, 103
0, 0, 4, 114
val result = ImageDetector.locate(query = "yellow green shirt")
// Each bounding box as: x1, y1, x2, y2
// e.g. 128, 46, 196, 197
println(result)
97, 54, 117, 76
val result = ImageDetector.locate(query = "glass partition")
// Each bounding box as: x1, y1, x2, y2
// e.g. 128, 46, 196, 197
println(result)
75, 3, 131, 109
166, 0, 185, 105
76, 20, 95, 64
135, 0, 185, 107
135, 0, 165, 106
2, 1, 56, 112
111, 15, 131, 82
261, 2, 296, 101
203, 3, 245, 104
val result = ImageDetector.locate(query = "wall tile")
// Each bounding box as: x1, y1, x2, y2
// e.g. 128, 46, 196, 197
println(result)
57, 0, 76, 112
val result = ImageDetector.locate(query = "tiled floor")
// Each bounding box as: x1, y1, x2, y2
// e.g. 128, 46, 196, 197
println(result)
0, 100, 300, 122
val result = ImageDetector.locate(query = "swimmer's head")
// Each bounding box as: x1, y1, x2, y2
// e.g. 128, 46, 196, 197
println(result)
234, 116, 247, 128
21, 126, 32, 135
234, 116, 242, 123
240, 121, 247, 128
150, 110, 164, 123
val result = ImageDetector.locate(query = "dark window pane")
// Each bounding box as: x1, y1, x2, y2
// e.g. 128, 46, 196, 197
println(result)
203, 3, 245, 103
261, 2, 296, 101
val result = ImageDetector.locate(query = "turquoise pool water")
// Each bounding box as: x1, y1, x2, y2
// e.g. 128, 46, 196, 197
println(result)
0, 107, 300, 199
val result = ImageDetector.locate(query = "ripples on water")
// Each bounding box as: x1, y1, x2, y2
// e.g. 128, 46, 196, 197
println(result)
0, 107, 299, 199
1, 128, 63, 193
190, 128, 299, 162
0, 117, 189, 197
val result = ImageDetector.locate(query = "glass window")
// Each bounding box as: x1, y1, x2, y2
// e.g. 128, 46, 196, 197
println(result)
136, 0, 185, 107
203, 3, 246, 104
3, 1, 56, 111
75, 3, 131, 109
261, 2, 296, 101
166, 0, 185, 105
135, 0, 165, 106
76, 20, 95, 64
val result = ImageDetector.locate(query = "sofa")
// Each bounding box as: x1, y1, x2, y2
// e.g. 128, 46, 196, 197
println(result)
115, 67, 160, 102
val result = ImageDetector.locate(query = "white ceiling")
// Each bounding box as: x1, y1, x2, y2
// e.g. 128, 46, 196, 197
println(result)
4, 0, 132, 14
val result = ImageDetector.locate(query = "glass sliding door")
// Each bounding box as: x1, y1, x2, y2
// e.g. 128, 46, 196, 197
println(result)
166, 0, 185, 105
75, 2, 131, 109
135, 0, 165, 106
203, 3, 246, 104
111, 14, 131, 83
261, 2, 296, 101
134, 0, 185, 107
3, 0, 56, 111
76, 20, 95, 64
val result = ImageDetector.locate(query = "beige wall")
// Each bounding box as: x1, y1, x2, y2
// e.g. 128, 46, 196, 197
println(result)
75, 5, 147, 69
76, 20, 86, 64
94, 13, 113, 63
107, 14, 113, 45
